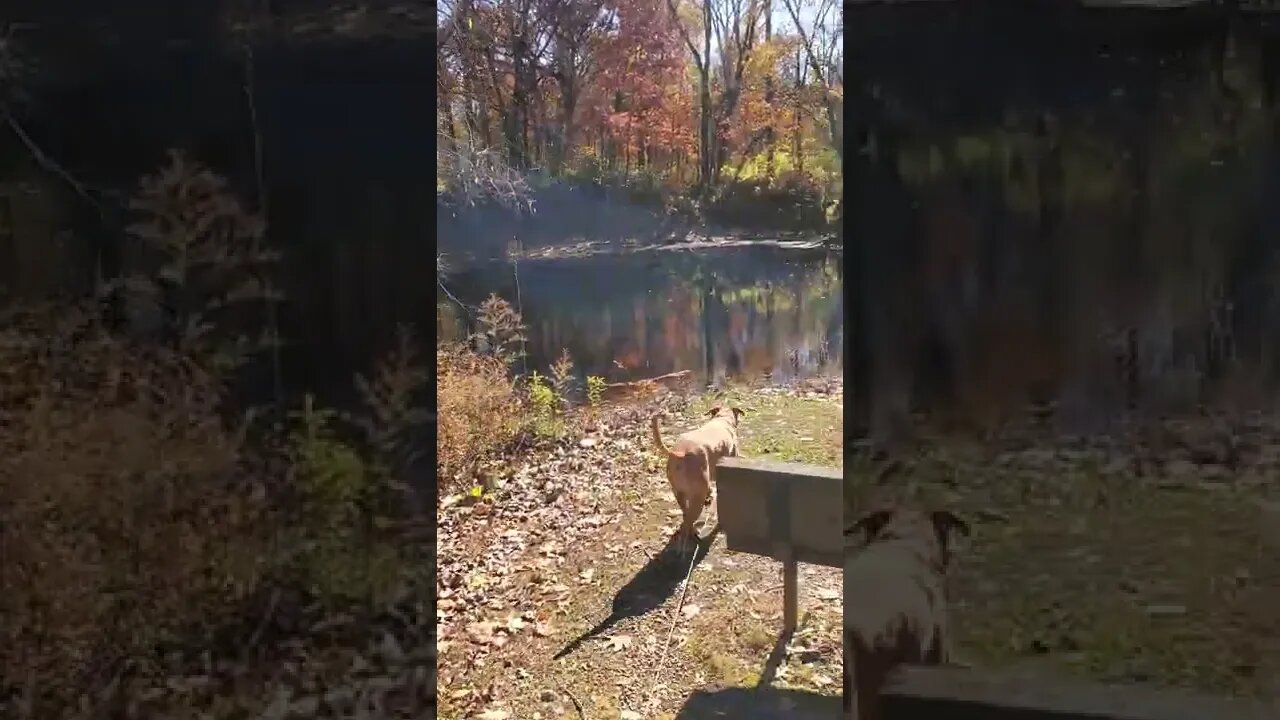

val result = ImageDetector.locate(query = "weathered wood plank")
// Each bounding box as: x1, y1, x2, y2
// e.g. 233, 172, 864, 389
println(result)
715, 457, 842, 568
881, 666, 1279, 720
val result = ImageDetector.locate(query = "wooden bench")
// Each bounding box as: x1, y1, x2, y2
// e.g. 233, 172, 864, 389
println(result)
881, 666, 1278, 720
714, 456, 843, 634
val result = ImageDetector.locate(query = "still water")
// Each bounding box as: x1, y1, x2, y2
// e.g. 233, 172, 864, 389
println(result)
438, 242, 842, 386
850, 4, 1280, 437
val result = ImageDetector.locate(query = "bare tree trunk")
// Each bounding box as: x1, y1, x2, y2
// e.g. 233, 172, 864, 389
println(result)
825, 96, 842, 166
699, 1, 713, 194
443, 99, 459, 149
509, 40, 531, 168
793, 46, 803, 175
558, 81, 578, 173
764, 0, 775, 182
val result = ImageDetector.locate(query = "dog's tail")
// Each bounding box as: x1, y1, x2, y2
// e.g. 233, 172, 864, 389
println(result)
651, 416, 673, 456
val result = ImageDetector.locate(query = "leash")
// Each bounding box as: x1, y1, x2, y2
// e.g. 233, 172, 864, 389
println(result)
651, 547, 699, 693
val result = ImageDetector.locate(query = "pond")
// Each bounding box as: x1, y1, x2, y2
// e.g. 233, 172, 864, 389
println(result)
437, 241, 843, 387
850, 4, 1280, 439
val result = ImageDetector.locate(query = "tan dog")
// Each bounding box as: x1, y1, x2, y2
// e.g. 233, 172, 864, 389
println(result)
651, 405, 744, 550
843, 507, 969, 720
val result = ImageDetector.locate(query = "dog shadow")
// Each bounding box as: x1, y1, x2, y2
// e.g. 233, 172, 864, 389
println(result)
553, 524, 720, 661
676, 686, 842, 719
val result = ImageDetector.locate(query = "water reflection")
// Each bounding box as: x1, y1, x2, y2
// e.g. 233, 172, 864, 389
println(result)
850, 5, 1280, 440
438, 245, 843, 385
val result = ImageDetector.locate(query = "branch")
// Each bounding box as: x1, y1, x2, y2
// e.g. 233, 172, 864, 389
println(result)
1, 104, 106, 218
729, 127, 772, 178
437, 134, 536, 214
665, 0, 705, 71
781, 0, 836, 91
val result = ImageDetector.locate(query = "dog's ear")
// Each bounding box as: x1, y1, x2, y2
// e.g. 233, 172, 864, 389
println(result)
705, 405, 723, 417
848, 508, 895, 543
930, 510, 970, 560
930, 510, 970, 539
731, 407, 746, 420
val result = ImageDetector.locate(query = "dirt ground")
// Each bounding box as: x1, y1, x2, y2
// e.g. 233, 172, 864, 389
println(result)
436, 379, 844, 719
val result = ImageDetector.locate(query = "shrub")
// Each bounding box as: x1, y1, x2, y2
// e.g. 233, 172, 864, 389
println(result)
437, 343, 523, 490
353, 324, 431, 509
550, 348, 576, 411
475, 294, 527, 367
290, 324, 430, 606
587, 375, 606, 408
283, 394, 402, 607
122, 149, 280, 373
0, 301, 269, 711
0, 153, 434, 717
526, 370, 563, 438
703, 175, 830, 230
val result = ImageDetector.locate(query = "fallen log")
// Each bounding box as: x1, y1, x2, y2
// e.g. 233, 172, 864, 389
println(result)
602, 369, 692, 389
601, 370, 693, 399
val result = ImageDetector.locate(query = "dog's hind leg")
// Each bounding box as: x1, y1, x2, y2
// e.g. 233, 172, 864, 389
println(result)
700, 457, 715, 509
672, 490, 695, 556
680, 491, 704, 555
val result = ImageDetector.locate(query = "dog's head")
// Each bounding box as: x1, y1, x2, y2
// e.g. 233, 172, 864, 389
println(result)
847, 506, 970, 570
705, 405, 746, 426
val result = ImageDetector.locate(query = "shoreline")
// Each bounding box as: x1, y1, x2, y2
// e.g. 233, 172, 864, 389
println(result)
438, 230, 841, 266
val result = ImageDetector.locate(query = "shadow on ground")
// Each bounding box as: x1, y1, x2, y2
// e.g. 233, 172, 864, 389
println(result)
553, 525, 721, 660
677, 686, 843, 719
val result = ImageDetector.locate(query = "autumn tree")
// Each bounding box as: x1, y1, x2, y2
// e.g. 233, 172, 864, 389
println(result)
437, 0, 840, 208
544, 0, 610, 172
591, 0, 693, 178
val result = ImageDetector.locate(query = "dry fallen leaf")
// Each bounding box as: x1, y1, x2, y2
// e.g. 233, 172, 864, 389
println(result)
468, 621, 506, 646
436, 395, 846, 713
604, 635, 633, 652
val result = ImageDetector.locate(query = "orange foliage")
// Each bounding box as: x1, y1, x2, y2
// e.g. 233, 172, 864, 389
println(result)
587, 0, 697, 162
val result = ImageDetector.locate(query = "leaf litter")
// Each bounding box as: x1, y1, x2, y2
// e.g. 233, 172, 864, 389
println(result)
436, 381, 844, 718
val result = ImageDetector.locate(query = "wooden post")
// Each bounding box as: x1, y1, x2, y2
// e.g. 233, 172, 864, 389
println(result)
715, 457, 841, 639
782, 550, 799, 635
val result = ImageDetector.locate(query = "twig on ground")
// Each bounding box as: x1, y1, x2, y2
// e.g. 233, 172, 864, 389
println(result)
557, 682, 587, 720
245, 587, 283, 652
651, 545, 699, 692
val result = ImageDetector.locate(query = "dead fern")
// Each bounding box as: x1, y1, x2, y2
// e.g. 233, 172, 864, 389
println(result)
122, 149, 281, 373
437, 343, 523, 490
474, 294, 526, 368
550, 348, 576, 413
353, 324, 431, 510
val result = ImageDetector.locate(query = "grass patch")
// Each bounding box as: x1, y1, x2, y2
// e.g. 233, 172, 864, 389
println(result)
854, 443, 1280, 698
690, 388, 842, 466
